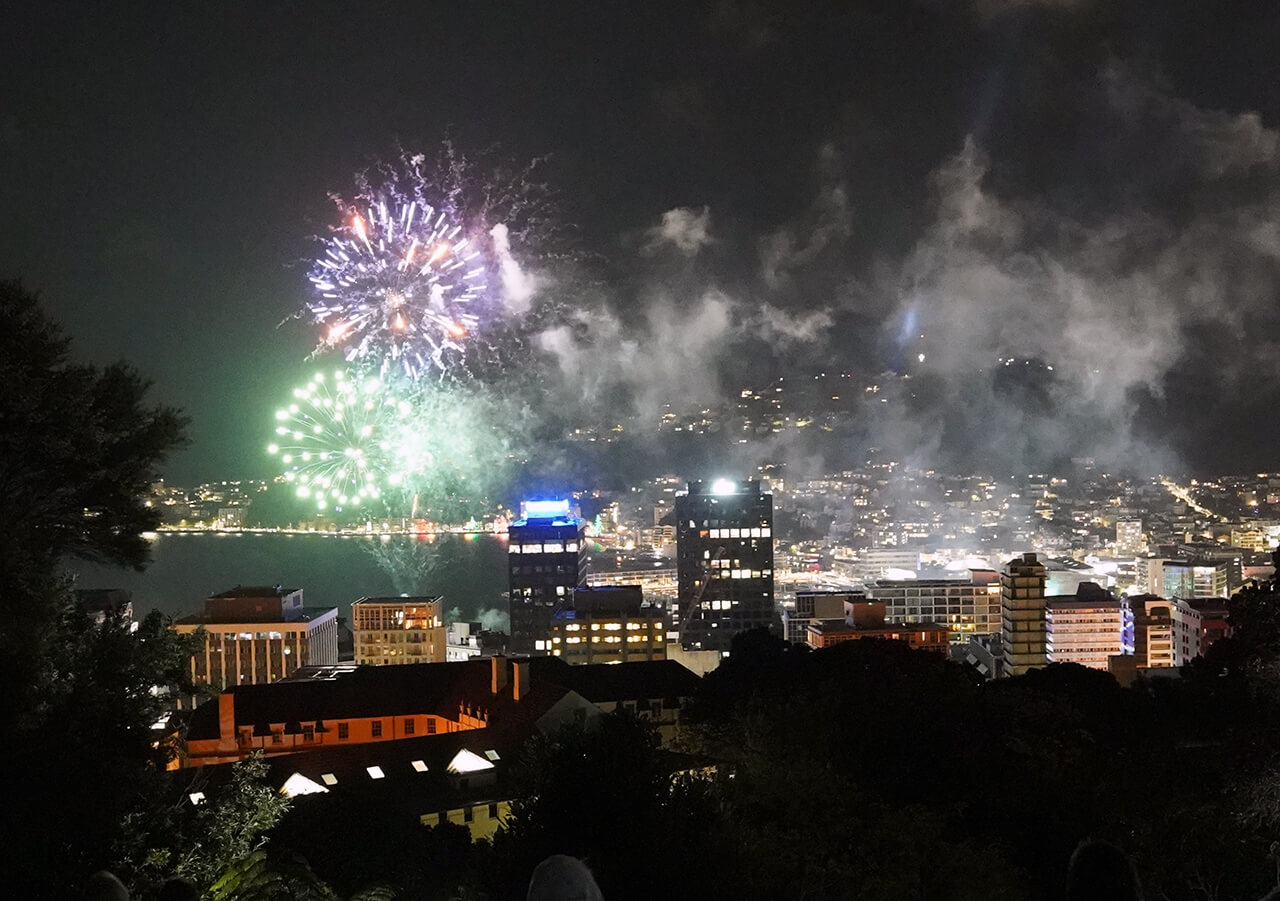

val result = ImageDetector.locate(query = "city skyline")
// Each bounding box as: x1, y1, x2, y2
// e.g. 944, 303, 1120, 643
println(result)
3, 2, 1278, 488
10, 6, 1280, 898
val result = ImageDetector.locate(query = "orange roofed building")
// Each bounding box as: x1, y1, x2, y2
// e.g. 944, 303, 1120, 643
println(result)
806, 599, 949, 654
181, 656, 530, 768
179, 655, 704, 768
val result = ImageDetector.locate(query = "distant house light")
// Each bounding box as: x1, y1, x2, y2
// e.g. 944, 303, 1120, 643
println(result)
411, 760, 428, 773
188, 792, 206, 806
280, 773, 329, 798
367, 766, 385, 779
447, 749, 496, 774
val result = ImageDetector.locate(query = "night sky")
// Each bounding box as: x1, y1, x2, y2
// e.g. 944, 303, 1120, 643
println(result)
4, 1, 1279, 482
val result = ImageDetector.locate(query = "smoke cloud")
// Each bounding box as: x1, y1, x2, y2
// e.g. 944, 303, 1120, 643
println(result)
510, 63, 1280, 483
490, 222, 540, 315
645, 206, 714, 256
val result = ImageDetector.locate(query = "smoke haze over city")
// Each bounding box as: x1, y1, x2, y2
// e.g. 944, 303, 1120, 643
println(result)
3, 1, 1278, 485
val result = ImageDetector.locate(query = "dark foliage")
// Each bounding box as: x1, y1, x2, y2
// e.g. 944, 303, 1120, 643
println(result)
0, 281, 192, 898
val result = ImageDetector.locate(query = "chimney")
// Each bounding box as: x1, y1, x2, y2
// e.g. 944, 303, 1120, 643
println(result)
512, 661, 530, 702
219, 692, 236, 751
491, 655, 508, 695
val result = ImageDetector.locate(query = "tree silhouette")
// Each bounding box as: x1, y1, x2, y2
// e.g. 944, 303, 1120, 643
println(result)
0, 281, 191, 896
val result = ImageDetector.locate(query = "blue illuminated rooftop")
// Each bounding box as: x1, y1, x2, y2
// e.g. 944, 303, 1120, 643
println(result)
513, 499, 582, 529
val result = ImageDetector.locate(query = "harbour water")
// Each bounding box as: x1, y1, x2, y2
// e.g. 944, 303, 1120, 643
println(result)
63, 532, 512, 624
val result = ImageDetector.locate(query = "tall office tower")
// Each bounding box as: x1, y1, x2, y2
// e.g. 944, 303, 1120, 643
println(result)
508, 500, 588, 656
351, 596, 446, 665
675, 478, 775, 654
1001, 552, 1048, 676
1115, 520, 1145, 557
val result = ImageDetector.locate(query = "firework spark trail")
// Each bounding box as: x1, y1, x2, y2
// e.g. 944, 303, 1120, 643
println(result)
277, 145, 575, 520
307, 197, 489, 380
268, 369, 412, 511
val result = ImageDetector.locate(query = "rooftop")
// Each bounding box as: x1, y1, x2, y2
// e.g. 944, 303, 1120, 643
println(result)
211, 585, 301, 598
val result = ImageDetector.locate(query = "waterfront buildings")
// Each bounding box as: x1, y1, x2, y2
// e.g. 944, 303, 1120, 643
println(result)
173, 586, 338, 705
508, 500, 588, 656
352, 596, 446, 665
675, 478, 776, 654
1001, 552, 1048, 676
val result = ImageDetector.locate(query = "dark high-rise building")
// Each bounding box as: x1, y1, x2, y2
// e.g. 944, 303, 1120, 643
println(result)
508, 500, 588, 656
675, 479, 776, 654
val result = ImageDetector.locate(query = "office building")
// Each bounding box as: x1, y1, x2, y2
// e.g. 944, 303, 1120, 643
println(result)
548, 586, 666, 665
173, 586, 339, 705
352, 596, 446, 665
1109, 596, 1175, 684
1136, 558, 1229, 600
784, 591, 861, 645
865, 570, 1003, 643
1001, 552, 1048, 676
805, 600, 948, 654
508, 500, 588, 656
675, 478, 775, 654
1045, 588, 1124, 670
1115, 520, 1145, 557
853, 548, 921, 581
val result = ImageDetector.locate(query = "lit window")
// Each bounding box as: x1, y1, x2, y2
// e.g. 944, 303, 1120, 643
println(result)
534, 639, 547, 650
320, 773, 337, 786
411, 760, 428, 773
484, 749, 500, 761
367, 766, 385, 779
